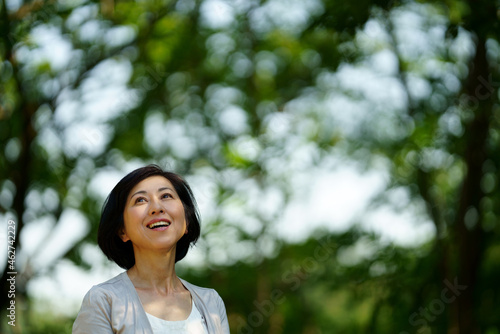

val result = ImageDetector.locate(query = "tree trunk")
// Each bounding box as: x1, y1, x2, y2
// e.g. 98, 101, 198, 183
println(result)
448, 35, 492, 334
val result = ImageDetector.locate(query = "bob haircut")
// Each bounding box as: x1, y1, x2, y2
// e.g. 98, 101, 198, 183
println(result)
97, 164, 201, 269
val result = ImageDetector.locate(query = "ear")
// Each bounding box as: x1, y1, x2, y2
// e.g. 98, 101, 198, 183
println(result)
119, 228, 130, 242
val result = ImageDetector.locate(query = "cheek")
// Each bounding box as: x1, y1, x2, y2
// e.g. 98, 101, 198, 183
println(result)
123, 207, 142, 227
178, 205, 187, 223
172, 201, 186, 219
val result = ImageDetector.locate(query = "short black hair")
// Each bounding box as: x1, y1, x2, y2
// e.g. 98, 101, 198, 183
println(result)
97, 164, 201, 269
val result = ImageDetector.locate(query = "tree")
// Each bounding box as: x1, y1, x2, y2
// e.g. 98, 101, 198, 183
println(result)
332, 1, 500, 332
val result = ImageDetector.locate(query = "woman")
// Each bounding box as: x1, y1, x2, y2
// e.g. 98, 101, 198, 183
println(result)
73, 165, 230, 334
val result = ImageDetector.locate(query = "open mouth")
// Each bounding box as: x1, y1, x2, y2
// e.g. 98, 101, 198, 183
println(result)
147, 220, 171, 229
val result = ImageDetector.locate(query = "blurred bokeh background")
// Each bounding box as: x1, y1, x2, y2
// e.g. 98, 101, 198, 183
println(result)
1, 0, 500, 333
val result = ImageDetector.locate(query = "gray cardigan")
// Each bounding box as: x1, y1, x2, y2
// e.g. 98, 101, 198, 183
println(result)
72, 272, 230, 334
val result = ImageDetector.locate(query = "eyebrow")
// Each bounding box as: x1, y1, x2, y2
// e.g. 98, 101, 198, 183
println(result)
130, 187, 174, 199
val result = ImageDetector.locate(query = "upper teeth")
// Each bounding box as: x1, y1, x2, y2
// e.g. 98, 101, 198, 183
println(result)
148, 221, 170, 229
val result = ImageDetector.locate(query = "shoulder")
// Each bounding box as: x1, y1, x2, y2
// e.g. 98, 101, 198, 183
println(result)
180, 278, 221, 298
180, 278, 226, 309
73, 272, 134, 333
82, 272, 131, 303
180, 278, 226, 314
96, 271, 130, 289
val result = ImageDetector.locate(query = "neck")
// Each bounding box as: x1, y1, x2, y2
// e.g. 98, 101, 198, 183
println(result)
127, 248, 183, 294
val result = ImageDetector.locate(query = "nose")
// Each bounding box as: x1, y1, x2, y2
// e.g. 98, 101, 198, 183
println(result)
149, 198, 164, 215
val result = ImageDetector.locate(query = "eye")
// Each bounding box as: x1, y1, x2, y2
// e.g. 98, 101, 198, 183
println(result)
134, 197, 147, 204
161, 193, 173, 199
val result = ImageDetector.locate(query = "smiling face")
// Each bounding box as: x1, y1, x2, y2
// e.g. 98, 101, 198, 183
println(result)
121, 176, 187, 254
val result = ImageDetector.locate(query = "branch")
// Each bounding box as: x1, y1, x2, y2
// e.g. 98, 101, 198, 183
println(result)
381, 9, 417, 117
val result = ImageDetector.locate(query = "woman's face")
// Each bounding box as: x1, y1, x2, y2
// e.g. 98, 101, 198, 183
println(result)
121, 176, 187, 254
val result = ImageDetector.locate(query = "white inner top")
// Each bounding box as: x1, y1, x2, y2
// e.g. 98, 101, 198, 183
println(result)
146, 300, 209, 334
